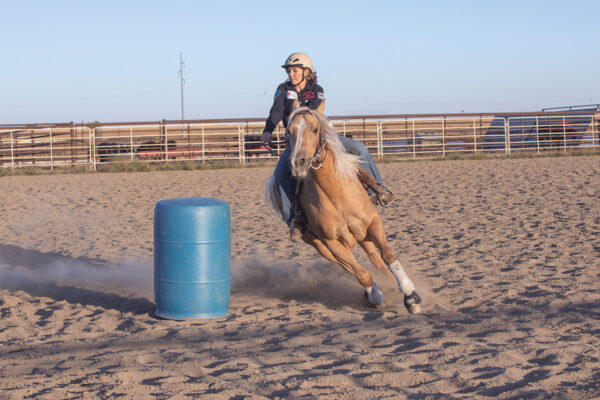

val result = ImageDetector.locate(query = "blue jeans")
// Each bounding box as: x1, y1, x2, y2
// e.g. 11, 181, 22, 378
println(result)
274, 136, 383, 222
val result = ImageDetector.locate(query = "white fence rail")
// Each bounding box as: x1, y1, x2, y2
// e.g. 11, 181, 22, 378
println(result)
1, 113, 598, 171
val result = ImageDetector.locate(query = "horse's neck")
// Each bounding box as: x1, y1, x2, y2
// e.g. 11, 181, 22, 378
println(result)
309, 152, 347, 198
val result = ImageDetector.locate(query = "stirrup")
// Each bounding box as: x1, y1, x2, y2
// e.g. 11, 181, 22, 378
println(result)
371, 187, 395, 207
377, 183, 395, 207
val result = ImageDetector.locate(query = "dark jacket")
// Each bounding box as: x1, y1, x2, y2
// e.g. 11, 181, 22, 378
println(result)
263, 80, 325, 134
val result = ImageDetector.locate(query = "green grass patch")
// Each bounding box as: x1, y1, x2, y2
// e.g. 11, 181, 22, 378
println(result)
19, 167, 46, 175
70, 165, 92, 174
97, 161, 151, 173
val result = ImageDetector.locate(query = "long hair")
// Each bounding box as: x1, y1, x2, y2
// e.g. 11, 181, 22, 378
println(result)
288, 107, 361, 181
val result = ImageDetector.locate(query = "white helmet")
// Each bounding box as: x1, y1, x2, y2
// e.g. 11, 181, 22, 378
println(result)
282, 52, 313, 72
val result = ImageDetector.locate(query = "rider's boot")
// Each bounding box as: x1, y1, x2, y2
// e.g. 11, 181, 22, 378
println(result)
289, 211, 307, 240
357, 167, 396, 206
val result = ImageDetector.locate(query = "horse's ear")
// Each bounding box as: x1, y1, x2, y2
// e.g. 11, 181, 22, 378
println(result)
292, 99, 300, 110
315, 99, 326, 114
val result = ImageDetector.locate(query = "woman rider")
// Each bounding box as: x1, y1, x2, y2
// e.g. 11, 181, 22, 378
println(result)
260, 52, 394, 238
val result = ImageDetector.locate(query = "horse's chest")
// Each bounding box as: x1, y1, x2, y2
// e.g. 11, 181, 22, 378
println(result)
304, 198, 367, 241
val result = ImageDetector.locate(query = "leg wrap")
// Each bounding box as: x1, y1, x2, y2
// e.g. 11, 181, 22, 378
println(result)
388, 260, 415, 295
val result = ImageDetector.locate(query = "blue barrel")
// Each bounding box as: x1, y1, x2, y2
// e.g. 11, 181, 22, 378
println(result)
154, 197, 230, 319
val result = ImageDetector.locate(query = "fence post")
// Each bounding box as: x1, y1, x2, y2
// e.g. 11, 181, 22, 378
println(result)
239, 125, 245, 164
70, 126, 75, 166
442, 117, 446, 158
504, 118, 511, 155
89, 128, 94, 171
93, 128, 98, 171
87, 128, 92, 171
164, 124, 169, 161
562, 116, 567, 153
473, 117, 477, 153
49, 128, 54, 172
201, 124, 206, 163
594, 114, 598, 148
377, 121, 383, 159
412, 120, 416, 159
129, 127, 134, 161
535, 117, 540, 154
10, 130, 15, 172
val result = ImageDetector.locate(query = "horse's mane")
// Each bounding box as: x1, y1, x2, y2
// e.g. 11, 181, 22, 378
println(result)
288, 107, 361, 180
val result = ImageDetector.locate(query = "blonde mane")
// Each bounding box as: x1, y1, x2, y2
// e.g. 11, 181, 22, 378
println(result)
288, 107, 361, 180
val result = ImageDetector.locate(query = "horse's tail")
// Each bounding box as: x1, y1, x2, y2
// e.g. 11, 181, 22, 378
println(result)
264, 175, 284, 220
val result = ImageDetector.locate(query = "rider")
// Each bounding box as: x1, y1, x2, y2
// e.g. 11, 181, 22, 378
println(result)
261, 52, 395, 238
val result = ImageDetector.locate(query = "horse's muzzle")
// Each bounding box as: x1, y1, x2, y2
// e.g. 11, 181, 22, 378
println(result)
291, 152, 310, 178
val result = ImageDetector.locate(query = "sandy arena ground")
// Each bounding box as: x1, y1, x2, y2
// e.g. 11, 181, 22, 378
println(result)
1, 156, 599, 399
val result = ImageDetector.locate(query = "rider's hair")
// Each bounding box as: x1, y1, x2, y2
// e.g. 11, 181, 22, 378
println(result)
306, 69, 318, 83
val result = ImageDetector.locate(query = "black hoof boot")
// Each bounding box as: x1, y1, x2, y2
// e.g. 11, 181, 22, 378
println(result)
404, 291, 423, 314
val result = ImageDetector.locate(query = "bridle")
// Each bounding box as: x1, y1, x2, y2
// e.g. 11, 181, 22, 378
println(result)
290, 111, 328, 204
290, 111, 328, 170
309, 131, 328, 170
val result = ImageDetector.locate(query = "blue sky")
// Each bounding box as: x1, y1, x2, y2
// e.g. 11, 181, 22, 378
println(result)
1, 1, 598, 124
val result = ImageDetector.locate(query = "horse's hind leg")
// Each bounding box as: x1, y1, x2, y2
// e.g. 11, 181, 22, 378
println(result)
365, 218, 397, 265
359, 240, 391, 274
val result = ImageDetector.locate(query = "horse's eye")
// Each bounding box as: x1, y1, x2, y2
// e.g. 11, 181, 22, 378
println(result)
313, 128, 318, 134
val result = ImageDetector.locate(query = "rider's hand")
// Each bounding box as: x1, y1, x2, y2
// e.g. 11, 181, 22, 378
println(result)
260, 131, 273, 146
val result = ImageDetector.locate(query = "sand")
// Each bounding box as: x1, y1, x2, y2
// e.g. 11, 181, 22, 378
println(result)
0, 156, 599, 399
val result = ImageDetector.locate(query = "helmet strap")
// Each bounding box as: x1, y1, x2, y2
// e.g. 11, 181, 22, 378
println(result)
296, 68, 309, 87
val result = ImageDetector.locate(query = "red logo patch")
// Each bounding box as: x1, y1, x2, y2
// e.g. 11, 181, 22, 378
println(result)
302, 91, 315, 100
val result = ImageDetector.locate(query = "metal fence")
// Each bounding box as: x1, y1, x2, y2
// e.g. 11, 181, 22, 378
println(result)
1, 111, 598, 171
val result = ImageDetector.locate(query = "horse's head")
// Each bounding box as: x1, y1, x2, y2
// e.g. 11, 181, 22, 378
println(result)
287, 107, 324, 179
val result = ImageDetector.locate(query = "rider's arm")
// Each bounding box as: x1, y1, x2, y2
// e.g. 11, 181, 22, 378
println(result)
263, 83, 286, 135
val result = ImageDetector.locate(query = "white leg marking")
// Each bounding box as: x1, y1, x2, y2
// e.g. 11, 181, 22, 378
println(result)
388, 260, 416, 295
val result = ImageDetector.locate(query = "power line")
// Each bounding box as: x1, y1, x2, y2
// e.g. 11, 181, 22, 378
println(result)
179, 52, 185, 135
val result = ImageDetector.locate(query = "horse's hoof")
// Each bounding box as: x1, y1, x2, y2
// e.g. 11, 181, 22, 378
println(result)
404, 291, 423, 314
365, 282, 384, 306
289, 227, 303, 240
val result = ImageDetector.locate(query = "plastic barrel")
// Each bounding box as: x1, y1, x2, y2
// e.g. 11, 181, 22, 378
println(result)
154, 197, 230, 319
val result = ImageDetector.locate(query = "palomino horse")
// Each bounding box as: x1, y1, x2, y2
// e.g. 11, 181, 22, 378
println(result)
264, 107, 423, 314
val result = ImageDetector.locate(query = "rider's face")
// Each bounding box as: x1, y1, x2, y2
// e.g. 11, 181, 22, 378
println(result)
287, 67, 306, 86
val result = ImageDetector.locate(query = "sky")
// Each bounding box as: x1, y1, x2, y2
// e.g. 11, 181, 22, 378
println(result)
1, 1, 598, 124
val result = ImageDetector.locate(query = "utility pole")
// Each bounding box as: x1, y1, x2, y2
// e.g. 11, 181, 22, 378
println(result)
179, 52, 185, 136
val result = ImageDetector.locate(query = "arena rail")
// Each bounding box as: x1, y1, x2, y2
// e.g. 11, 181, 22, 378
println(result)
1, 111, 598, 171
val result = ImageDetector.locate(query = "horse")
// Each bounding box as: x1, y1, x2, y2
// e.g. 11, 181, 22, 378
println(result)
264, 106, 423, 314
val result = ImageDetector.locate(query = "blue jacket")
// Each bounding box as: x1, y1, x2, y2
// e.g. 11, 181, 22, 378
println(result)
263, 80, 325, 134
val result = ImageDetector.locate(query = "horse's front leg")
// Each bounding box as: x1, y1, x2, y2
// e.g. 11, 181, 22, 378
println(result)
316, 237, 383, 306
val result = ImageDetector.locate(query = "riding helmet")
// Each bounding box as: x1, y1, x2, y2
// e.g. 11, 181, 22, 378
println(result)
282, 52, 313, 72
